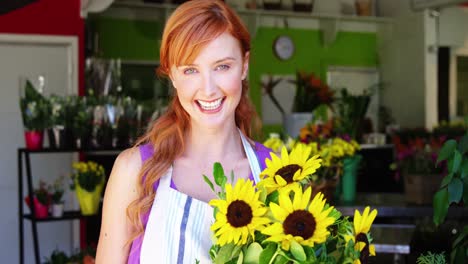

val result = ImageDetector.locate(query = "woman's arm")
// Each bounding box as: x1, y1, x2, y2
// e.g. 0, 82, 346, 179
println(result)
95, 147, 142, 263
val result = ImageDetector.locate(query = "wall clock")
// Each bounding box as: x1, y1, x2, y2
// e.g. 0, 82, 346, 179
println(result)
273, 35, 295, 61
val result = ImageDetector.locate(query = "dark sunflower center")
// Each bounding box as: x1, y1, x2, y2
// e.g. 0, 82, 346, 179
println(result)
276, 164, 302, 183
283, 210, 316, 239
226, 200, 253, 228
356, 233, 370, 263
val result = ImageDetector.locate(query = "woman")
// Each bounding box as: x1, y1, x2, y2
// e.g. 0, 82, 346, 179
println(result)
96, 0, 272, 263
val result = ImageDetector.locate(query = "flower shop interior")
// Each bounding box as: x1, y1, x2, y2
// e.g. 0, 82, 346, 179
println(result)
1, 0, 468, 263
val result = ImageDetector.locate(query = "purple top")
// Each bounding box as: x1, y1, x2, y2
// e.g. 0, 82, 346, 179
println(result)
127, 142, 273, 263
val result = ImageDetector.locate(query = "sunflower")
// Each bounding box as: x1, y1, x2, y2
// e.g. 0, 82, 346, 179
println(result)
261, 186, 336, 251
209, 178, 270, 246
344, 207, 378, 263
259, 144, 322, 194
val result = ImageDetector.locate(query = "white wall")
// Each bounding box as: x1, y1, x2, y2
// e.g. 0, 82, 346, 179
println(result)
378, 3, 429, 128
378, 1, 468, 128
0, 34, 79, 264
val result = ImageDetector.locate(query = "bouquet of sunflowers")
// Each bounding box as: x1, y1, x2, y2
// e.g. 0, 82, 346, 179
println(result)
205, 144, 377, 264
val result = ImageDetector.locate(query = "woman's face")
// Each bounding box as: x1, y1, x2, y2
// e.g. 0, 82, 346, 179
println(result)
170, 32, 249, 129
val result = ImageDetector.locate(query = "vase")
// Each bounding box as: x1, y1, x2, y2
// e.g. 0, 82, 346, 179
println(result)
47, 126, 66, 149
75, 184, 103, 215
283, 112, 313, 138
51, 203, 64, 218
341, 154, 362, 204
24, 130, 44, 150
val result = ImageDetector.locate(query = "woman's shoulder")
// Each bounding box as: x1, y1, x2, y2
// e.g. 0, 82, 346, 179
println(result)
111, 147, 143, 182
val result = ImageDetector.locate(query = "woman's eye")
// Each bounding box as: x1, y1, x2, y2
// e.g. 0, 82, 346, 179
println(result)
183, 68, 197, 75
215, 64, 230, 71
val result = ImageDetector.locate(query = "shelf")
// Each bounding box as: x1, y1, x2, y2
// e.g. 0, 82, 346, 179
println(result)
23, 211, 87, 222
18, 147, 126, 154
103, 1, 394, 43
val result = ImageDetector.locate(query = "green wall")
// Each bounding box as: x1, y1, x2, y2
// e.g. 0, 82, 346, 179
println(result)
250, 28, 378, 137
90, 16, 163, 61
90, 17, 378, 138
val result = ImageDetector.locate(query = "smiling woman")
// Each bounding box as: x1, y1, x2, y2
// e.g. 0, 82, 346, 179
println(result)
94, 1, 270, 263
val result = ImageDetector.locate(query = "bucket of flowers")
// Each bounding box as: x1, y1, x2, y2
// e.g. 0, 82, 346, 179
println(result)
70, 161, 105, 215
204, 143, 377, 264
392, 128, 445, 205
272, 120, 360, 204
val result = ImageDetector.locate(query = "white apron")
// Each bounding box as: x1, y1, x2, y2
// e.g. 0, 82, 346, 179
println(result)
140, 132, 261, 263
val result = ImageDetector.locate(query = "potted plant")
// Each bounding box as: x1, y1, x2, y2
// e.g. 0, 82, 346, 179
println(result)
43, 249, 69, 264
24, 180, 51, 218
261, 71, 335, 138
433, 131, 467, 263
19, 80, 50, 150
71, 161, 105, 215
49, 176, 65, 218
333, 88, 372, 143
116, 97, 138, 148
72, 96, 93, 149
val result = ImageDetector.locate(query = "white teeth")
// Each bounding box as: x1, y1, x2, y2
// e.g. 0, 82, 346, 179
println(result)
197, 98, 222, 110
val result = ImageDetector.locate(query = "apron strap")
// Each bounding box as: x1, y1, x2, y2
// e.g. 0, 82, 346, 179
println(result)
239, 130, 261, 183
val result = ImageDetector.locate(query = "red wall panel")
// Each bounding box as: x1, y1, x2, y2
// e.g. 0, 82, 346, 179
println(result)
0, 0, 85, 95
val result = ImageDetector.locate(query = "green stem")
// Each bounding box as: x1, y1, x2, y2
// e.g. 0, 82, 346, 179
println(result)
268, 248, 281, 264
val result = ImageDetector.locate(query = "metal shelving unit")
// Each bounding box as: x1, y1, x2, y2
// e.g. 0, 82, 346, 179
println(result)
17, 147, 122, 264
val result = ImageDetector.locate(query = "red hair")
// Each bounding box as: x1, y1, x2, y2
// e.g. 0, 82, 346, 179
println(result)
127, 0, 259, 244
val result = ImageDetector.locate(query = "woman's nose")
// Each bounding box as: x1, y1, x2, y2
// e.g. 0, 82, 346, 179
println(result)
200, 72, 217, 96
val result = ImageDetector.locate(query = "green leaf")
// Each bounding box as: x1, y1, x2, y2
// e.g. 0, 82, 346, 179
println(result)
463, 178, 468, 204
231, 245, 243, 260
244, 242, 263, 264
437, 139, 457, 165
290, 240, 306, 261
213, 162, 226, 187
215, 243, 235, 264
461, 159, 468, 179
433, 188, 449, 226
450, 245, 467, 264
440, 173, 454, 188
259, 243, 277, 264
236, 251, 243, 264
448, 178, 463, 203
272, 254, 289, 264
203, 175, 215, 192
452, 151, 462, 173
267, 191, 279, 205
458, 133, 468, 154
452, 226, 468, 249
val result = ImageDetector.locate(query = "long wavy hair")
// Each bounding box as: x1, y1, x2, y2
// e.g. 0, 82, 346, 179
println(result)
127, 0, 259, 245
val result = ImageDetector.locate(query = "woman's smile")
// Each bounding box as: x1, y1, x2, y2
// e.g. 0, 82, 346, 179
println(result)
196, 97, 225, 113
